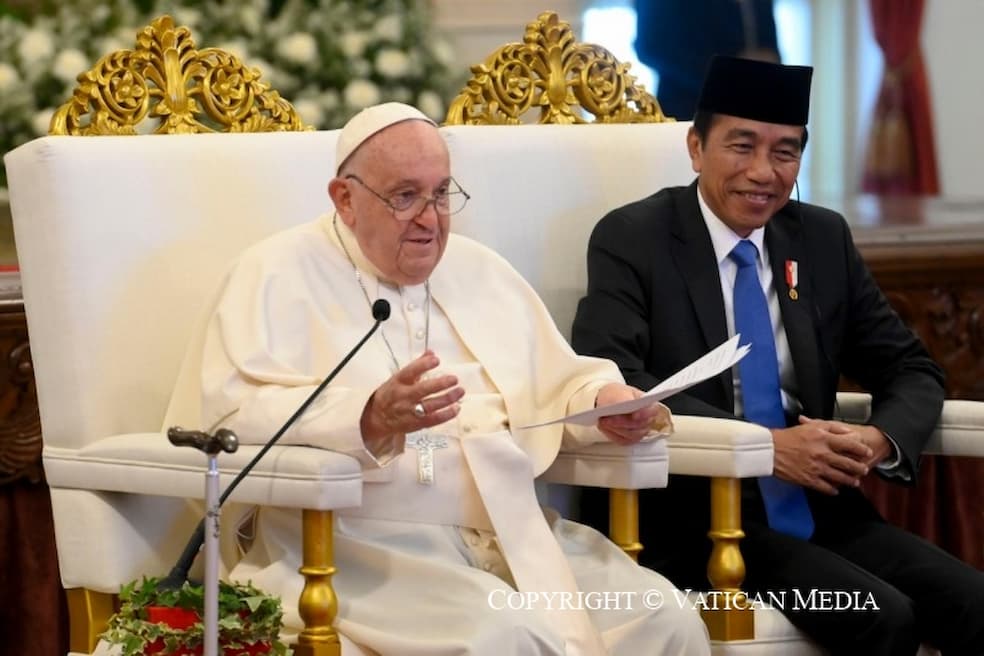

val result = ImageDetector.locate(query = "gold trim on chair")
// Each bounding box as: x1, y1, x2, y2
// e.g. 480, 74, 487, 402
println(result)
609, 489, 643, 562
445, 11, 672, 125
66, 588, 115, 654
295, 509, 342, 656
703, 477, 754, 640
50, 15, 306, 136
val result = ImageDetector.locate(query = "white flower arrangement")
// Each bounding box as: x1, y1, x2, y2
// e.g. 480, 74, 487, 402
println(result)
0, 0, 145, 193
227, 0, 457, 129
0, 0, 458, 192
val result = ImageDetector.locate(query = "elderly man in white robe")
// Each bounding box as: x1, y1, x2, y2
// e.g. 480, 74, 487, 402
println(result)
185, 103, 709, 656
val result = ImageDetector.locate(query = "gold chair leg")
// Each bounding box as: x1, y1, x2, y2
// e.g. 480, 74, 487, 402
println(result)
66, 587, 115, 654
294, 509, 342, 656
609, 488, 642, 562
702, 476, 754, 640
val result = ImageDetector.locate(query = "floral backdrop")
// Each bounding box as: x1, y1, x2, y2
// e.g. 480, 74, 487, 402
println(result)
0, 0, 459, 194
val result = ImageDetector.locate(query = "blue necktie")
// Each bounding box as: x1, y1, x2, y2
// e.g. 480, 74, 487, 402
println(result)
730, 240, 814, 540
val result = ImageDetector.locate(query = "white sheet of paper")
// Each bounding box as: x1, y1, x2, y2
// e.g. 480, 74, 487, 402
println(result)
518, 334, 750, 429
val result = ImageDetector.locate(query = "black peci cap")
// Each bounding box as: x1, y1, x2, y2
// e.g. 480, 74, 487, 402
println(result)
696, 55, 813, 126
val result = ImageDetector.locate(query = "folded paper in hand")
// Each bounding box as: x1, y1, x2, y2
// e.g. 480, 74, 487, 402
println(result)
520, 334, 750, 428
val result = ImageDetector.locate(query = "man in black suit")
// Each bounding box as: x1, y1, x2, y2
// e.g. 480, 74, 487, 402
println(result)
571, 56, 984, 655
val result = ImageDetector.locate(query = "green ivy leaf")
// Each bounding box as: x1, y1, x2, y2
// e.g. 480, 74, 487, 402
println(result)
241, 595, 266, 613
101, 575, 288, 655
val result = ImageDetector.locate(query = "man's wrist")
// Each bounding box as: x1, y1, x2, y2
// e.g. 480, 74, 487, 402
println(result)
863, 425, 898, 467
360, 393, 386, 444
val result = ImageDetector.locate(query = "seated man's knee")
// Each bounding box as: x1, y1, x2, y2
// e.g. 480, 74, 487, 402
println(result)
863, 588, 918, 654
922, 568, 984, 653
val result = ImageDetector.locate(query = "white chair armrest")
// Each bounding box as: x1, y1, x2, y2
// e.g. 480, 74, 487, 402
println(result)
836, 392, 984, 457
44, 432, 363, 510
666, 415, 774, 478
926, 400, 984, 457
539, 439, 669, 489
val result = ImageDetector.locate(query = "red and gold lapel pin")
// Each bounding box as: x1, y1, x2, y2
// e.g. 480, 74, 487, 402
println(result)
785, 260, 799, 300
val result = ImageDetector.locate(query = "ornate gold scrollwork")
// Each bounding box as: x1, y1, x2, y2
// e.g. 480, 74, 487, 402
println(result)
51, 15, 306, 136
445, 11, 671, 125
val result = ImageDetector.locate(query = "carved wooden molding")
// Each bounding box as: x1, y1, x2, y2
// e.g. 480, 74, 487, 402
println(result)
884, 287, 984, 400
0, 308, 42, 485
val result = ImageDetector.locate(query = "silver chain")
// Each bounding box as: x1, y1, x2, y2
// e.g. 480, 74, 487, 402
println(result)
332, 213, 430, 373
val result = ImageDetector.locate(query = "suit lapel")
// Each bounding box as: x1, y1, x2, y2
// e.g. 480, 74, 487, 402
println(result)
766, 206, 824, 417
671, 182, 732, 408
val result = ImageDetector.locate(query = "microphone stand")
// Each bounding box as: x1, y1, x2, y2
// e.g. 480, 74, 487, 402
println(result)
166, 427, 239, 656
160, 300, 391, 654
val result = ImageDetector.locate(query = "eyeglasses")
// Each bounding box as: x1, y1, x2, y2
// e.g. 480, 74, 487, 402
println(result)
346, 174, 471, 221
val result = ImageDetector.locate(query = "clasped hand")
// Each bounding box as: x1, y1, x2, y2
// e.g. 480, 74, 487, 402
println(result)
772, 416, 892, 495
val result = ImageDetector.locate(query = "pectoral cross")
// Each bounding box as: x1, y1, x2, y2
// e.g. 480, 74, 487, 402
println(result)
406, 432, 448, 485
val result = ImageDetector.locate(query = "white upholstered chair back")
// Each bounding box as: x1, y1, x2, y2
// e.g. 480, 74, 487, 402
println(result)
8, 131, 339, 452
444, 123, 693, 339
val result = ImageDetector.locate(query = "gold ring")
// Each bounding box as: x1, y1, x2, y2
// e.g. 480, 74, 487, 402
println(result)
413, 402, 426, 418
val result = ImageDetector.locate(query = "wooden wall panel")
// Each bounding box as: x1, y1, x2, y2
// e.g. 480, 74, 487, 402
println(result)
852, 201, 984, 569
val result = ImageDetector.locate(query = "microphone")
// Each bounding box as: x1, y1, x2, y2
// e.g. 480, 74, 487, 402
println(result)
372, 298, 391, 321
159, 299, 391, 589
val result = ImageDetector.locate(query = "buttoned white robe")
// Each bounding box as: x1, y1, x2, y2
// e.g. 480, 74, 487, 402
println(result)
165, 216, 709, 656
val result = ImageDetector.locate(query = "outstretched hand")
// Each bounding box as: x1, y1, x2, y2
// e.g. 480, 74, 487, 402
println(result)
361, 350, 464, 446
595, 383, 670, 446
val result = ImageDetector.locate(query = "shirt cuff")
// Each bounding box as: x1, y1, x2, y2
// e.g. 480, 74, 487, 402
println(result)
874, 430, 910, 481
561, 379, 613, 447
362, 432, 405, 467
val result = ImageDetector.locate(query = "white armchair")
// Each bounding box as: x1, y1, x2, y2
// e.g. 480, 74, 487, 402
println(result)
2, 16, 681, 656
5, 84, 679, 656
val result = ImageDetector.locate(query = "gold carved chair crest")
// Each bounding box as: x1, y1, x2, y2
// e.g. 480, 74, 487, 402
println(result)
50, 14, 306, 136
445, 11, 671, 125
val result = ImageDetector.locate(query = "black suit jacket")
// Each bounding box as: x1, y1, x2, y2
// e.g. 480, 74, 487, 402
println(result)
571, 181, 945, 576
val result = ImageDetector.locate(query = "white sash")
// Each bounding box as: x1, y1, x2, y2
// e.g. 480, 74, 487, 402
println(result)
461, 431, 607, 656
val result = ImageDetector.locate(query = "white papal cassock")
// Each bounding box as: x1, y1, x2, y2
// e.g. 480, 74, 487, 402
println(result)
165, 215, 710, 656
